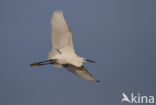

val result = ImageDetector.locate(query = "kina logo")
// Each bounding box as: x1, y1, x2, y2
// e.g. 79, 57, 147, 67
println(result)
121, 93, 154, 104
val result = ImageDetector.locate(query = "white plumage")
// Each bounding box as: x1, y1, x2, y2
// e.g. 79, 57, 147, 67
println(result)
48, 11, 83, 67
30, 10, 99, 82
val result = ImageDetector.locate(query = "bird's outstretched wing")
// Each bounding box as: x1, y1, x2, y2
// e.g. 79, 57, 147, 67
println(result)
63, 64, 97, 82
48, 11, 75, 59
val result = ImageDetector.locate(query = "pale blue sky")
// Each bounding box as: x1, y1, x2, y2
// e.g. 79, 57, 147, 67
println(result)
0, 0, 156, 105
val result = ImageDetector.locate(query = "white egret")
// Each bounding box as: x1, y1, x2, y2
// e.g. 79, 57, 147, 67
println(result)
30, 10, 99, 82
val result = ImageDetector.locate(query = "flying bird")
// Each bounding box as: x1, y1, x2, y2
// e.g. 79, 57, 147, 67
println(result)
30, 10, 99, 82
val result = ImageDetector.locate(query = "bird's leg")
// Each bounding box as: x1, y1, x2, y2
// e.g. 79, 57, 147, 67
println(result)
84, 59, 96, 63
30, 60, 55, 66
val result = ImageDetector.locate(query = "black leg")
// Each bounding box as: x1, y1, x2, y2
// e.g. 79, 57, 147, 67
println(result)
30, 59, 56, 66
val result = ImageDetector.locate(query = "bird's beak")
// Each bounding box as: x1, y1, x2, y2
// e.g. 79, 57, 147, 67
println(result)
84, 59, 96, 63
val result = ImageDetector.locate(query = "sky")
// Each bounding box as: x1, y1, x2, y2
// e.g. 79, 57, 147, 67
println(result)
0, 0, 156, 105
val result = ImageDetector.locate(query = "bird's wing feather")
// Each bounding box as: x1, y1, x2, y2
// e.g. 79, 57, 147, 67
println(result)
48, 11, 75, 59
63, 64, 96, 82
